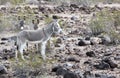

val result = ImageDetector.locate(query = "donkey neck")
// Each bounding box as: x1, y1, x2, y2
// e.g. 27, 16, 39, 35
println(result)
43, 23, 54, 38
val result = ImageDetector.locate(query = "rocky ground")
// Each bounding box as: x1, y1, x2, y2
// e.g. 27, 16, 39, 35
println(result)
0, 1, 120, 78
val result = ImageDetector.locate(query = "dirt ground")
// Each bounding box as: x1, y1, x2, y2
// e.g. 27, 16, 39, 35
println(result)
0, 1, 120, 78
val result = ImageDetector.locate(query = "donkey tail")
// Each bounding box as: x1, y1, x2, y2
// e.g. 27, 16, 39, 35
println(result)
1, 36, 17, 42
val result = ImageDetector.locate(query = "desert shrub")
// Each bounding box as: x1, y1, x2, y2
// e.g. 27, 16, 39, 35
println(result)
89, 9, 120, 43
47, 0, 120, 6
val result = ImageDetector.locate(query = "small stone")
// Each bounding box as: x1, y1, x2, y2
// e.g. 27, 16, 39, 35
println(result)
71, 16, 78, 21
56, 38, 63, 44
56, 68, 68, 76
86, 51, 96, 57
78, 39, 90, 46
83, 71, 94, 78
94, 61, 110, 70
66, 57, 80, 62
63, 71, 80, 78
102, 58, 118, 69
52, 15, 59, 19
52, 65, 63, 72
99, 34, 112, 45
0, 65, 7, 75
114, 56, 120, 60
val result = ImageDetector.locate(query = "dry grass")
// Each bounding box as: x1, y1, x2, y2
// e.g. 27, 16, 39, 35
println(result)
89, 9, 120, 43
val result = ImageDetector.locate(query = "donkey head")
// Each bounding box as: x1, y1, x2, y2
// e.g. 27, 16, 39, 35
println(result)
52, 20, 62, 34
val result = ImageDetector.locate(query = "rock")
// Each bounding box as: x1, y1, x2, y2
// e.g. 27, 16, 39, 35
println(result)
72, 64, 80, 69
70, 4, 79, 8
114, 56, 120, 60
84, 60, 92, 65
83, 71, 95, 78
95, 74, 116, 78
78, 39, 86, 46
55, 44, 61, 47
66, 57, 80, 62
102, 57, 118, 69
86, 51, 96, 57
90, 37, 102, 45
85, 36, 90, 40
1, 38, 8, 41
0, 65, 7, 75
63, 71, 80, 78
56, 38, 63, 44
52, 15, 59, 19
63, 63, 73, 68
56, 68, 68, 76
104, 52, 112, 56
0, 42, 6, 45
54, 6, 64, 13
71, 16, 78, 21
78, 39, 91, 46
17, 75, 27, 78
52, 65, 63, 72
99, 34, 112, 45
94, 61, 110, 70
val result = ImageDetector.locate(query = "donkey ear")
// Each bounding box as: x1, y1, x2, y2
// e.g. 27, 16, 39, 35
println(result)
23, 16, 26, 20
32, 20, 35, 24
37, 19, 40, 24
18, 16, 21, 20
52, 23, 55, 30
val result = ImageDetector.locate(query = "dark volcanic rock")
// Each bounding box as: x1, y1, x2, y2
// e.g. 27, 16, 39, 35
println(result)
63, 71, 81, 78
83, 71, 95, 78
52, 15, 59, 19
95, 74, 116, 78
114, 56, 120, 60
85, 36, 90, 40
70, 4, 79, 8
56, 68, 68, 76
99, 34, 112, 45
71, 16, 78, 21
86, 51, 96, 57
0, 42, 6, 45
104, 52, 112, 56
52, 65, 63, 72
0, 65, 7, 75
78, 39, 86, 46
94, 61, 110, 70
78, 39, 90, 46
1, 38, 8, 41
66, 57, 80, 62
102, 58, 118, 69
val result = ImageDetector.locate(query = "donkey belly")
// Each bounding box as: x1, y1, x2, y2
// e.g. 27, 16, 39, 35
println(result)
26, 31, 44, 42
28, 40, 42, 43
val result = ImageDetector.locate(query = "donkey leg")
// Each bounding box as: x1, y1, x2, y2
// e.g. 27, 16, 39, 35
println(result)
15, 50, 18, 61
19, 43, 26, 60
41, 41, 47, 60
16, 45, 19, 61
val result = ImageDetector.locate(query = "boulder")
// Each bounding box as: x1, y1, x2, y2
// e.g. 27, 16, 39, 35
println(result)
94, 61, 110, 70
63, 71, 80, 78
0, 65, 7, 75
86, 51, 96, 57
78, 39, 91, 46
102, 57, 118, 69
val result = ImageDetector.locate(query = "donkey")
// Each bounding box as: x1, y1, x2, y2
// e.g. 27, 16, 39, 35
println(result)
15, 16, 26, 30
16, 19, 62, 61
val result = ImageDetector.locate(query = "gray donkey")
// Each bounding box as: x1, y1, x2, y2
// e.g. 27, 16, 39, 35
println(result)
16, 19, 62, 61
